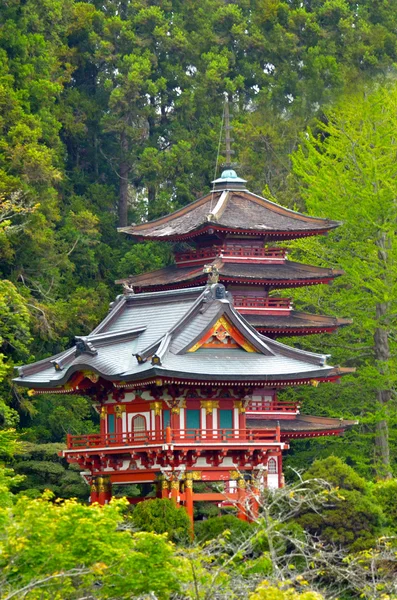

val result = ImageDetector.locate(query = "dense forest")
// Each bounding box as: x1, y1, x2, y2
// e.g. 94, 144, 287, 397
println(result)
2, 0, 397, 597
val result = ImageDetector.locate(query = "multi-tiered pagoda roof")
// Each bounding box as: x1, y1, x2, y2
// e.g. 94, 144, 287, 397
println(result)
118, 170, 350, 337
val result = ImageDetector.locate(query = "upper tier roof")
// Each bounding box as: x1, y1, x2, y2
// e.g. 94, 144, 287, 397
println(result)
13, 285, 353, 390
119, 183, 340, 242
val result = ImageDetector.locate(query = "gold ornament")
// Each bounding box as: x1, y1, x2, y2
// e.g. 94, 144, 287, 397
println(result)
115, 405, 125, 418
237, 478, 246, 489
229, 470, 240, 480
191, 471, 201, 480
161, 480, 169, 490
150, 402, 162, 416
170, 480, 180, 491
100, 406, 107, 420
234, 400, 245, 413
200, 400, 219, 415
185, 479, 193, 489
82, 370, 99, 383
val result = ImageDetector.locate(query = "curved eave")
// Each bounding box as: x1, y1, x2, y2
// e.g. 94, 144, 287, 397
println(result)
16, 369, 350, 395
281, 429, 347, 439
255, 318, 353, 337
126, 223, 339, 243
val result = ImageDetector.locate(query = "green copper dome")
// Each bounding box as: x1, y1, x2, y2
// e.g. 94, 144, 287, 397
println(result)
212, 169, 247, 189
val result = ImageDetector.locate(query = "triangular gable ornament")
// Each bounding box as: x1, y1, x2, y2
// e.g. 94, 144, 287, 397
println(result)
188, 316, 257, 353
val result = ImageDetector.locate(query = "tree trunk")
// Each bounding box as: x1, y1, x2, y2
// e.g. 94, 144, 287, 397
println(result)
374, 232, 392, 479
118, 130, 129, 228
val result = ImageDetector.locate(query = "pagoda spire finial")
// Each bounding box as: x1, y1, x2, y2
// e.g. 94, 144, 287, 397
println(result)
224, 97, 234, 169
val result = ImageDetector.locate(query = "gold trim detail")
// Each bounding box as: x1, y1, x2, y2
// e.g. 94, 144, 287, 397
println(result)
237, 478, 246, 489
234, 400, 245, 414
185, 479, 193, 489
200, 400, 219, 414
100, 406, 107, 420
229, 470, 240, 480
170, 480, 180, 490
191, 471, 201, 481
150, 402, 162, 416
82, 370, 99, 383
115, 405, 126, 418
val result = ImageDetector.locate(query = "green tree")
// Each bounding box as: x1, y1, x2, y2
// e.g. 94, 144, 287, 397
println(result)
298, 457, 383, 551
290, 85, 397, 478
0, 495, 189, 599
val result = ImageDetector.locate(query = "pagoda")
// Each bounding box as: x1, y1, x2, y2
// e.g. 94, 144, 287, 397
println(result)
13, 117, 356, 526
14, 282, 355, 525
117, 169, 351, 337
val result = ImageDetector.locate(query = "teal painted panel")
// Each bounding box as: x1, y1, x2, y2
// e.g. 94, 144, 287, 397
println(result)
219, 409, 233, 430
107, 414, 115, 434
186, 409, 200, 430
163, 409, 170, 429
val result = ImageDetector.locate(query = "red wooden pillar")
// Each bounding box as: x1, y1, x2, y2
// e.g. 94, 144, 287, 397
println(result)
170, 478, 179, 504
90, 477, 99, 504
206, 410, 213, 439
97, 476, 112, 505
249, 478, 260, 522
170, 408, 180, 437
161, 478, 169, 499
184, 475, 194, 535
150, 402, 162, 436
278, 452, 284, 488
237, 478, 247, 521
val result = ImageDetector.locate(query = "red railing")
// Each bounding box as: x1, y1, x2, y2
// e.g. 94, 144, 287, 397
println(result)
233, 296, 291, 310
247, 400, 299, 412
175, 248, 220, 264
66, 428, 280, 450
221, 246, 287, 259
174, 246, 287, 265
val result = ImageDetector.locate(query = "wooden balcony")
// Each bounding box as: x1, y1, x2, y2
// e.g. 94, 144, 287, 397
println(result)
233, 296, 292, 315
66, 427, 281, 451
246, 400, 299, 413
221, 246, 287, 263
174, 246, 287, 267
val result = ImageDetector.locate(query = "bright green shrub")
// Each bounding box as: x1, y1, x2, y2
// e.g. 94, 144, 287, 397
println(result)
129, 498, 191, 544
194, 514, 255, 542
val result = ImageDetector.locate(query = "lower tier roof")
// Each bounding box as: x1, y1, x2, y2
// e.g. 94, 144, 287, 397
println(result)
116, 259, 343, 292
247, 414, 357, 439
247, 311, 352, 336
14, 285, 353, 391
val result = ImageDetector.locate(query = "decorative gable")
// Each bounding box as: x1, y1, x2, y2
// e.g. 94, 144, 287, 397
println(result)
188, 316, 257, 353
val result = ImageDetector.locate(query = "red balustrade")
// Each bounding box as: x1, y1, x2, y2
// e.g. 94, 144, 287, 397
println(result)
222, 246, 287, 259
246, 400, 299, 413
233, 296, 291, 310
174, 245, 287, 266
66, 427, 280, 450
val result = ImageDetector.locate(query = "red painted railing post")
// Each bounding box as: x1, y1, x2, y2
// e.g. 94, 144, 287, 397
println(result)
166, 426, 172, 444
66, 433, 71, 448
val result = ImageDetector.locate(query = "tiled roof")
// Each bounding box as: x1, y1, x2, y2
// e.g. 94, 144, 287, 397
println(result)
247, 311, 352, 333
13, 285, 353, 390
247, 414, 357, 434
119, 190, 340, 241
116, 260, 343, 291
